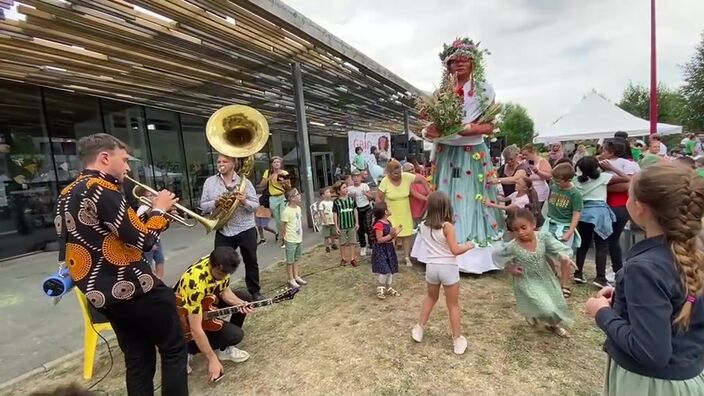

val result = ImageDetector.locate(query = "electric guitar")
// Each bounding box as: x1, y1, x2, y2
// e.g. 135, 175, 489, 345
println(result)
176, 287, 299, 341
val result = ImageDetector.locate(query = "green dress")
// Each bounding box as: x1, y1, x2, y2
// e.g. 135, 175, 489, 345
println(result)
493, 233, 573, 326
604, 358, 704, 396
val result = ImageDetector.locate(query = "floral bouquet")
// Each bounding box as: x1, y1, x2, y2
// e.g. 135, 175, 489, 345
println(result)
416, 73, 464, 138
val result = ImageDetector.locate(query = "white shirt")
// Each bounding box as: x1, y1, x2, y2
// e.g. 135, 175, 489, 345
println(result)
508, 192, 530, 209
608, 158, 640, 176
659, 142, 668, 156
418, 223, 457, 265
348, 183, 371, 208
318, 200, 335, 225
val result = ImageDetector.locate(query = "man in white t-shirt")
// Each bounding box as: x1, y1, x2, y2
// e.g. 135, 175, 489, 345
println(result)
348, 170, 374, 256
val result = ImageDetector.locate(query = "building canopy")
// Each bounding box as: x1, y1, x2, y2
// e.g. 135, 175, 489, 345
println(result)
0, 0, 423, 135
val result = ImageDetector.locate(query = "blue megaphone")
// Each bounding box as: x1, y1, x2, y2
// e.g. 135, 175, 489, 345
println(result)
42, 267, 75, 298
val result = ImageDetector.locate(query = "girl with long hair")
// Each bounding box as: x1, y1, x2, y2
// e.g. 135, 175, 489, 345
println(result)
411, 192, 474, 354
586, 162, 704, 395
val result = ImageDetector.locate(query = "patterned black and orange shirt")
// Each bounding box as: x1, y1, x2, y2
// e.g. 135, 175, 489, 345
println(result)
55, 169, 170, 308
174, 256, 230, 315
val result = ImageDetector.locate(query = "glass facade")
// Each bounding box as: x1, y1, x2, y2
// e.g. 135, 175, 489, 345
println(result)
0, 80, 337, 260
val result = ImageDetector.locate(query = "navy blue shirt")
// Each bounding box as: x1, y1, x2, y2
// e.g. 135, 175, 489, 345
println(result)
596, 236, 704, 380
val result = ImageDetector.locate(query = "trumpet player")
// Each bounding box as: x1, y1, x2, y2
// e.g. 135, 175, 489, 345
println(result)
54, 134, 187, 395
200, 154, 264, 301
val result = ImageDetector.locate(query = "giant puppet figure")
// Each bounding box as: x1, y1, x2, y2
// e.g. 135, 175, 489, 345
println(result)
413, 37, 504, 273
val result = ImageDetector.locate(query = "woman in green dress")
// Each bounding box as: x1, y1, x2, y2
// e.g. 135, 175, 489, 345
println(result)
493, 208, 574, 337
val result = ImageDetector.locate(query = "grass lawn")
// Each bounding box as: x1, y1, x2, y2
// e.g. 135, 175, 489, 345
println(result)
4, 247, 607, 396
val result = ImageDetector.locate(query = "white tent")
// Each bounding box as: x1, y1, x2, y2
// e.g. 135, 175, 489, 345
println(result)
535, 92, 682, 143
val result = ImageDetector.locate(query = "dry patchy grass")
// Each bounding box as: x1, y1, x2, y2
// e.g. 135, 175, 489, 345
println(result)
4, 247, 607, 396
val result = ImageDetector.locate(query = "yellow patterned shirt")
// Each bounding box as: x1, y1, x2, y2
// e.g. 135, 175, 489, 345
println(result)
175, 256, 231, 315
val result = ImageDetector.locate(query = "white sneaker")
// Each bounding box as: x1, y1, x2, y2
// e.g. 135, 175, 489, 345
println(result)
453, 336, 468, 355
217, 346, 250, 363
186, 354, 193, 375
411, 324, 424, 343
295, 277, 307, 285
405, 257, 412, 267
288, 279, 301, 288
360, 247, 366, 256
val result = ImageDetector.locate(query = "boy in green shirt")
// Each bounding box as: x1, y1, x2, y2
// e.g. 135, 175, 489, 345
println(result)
542, 163, 583, 297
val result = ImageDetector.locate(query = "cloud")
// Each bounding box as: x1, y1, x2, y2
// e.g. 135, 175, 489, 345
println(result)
283, 0, 704, 129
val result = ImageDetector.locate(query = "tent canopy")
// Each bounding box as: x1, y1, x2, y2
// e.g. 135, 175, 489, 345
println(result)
535, 92, 682, 144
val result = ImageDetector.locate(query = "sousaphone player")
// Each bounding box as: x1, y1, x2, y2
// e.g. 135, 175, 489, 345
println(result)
200, 105, 269, 302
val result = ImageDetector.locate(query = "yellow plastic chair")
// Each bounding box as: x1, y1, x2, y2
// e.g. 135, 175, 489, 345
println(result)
74, 290, 113, 380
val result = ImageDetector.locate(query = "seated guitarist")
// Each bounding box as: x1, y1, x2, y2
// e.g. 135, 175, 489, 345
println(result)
174, 246, 254, 380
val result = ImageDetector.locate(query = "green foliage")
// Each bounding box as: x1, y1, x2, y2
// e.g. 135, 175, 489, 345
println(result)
616, 82, 687, 126
497, 103, 535, 147
682, 32, 704, 131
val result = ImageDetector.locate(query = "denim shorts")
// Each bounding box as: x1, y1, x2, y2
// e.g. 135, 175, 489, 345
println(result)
285, 242, 302, 264
144, 241, 165, 265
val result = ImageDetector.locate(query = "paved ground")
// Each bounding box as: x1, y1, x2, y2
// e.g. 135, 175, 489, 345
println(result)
0, 223, 322, 385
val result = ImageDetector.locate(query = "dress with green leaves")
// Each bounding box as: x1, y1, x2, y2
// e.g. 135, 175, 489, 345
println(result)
493, 233, 573, 326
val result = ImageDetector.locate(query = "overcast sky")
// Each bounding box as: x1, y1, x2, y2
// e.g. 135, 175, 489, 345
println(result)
284, 0, 704, 129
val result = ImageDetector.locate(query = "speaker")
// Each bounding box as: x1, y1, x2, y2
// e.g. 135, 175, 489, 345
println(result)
391, 134, 408, 160
489, 136, 506, 159
408, 140, 424, 156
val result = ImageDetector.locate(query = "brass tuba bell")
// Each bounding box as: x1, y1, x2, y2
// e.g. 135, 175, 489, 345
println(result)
205, 105, 269, 231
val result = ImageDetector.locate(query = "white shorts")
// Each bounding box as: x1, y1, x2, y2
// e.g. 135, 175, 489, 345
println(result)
425, 264, 460, 286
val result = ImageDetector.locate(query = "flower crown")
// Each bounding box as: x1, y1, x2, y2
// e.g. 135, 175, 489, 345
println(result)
440, 38, 489, 64
438, 37, 492, 112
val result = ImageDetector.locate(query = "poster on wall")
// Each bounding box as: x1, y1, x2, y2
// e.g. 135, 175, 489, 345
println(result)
347, 131, 391, 168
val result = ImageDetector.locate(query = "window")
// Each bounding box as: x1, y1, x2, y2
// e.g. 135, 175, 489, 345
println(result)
101, 100, 154, 187
180, 114, 212, 206
0, 81, 58, 259
43, 88, 103, 188
145, 108, 192, 207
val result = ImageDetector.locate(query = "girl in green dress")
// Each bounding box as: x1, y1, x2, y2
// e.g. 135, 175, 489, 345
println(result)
494, 208, 575, 338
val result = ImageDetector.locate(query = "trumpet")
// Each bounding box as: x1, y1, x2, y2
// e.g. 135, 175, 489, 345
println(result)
124, 174, 219, 232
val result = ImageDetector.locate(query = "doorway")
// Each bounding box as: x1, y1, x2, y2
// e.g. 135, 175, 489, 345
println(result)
312, 152, 334, 192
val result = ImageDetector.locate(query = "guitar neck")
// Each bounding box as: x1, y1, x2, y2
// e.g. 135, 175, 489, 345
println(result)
206, 299, 274, 319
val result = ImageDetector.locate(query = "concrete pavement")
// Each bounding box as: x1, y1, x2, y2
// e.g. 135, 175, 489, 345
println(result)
0, 223, 322, 385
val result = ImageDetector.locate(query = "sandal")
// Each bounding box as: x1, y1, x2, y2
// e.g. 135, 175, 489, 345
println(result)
547, 325, 570, 338
526, 318, 538, 328
350, 259, 358, 267
340, 259, 347, 267
385, 287, 401, 297
562, 287, 572, 298
376, 286, 386, 299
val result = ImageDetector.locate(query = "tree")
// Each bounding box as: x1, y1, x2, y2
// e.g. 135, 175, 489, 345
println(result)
617, 82, 687, 126
497, 103, 535, 147
682, 32, 704, 131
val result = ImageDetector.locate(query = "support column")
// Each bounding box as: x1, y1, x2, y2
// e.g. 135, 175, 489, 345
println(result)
291, 62, 315, 228
404, 109, 410, 136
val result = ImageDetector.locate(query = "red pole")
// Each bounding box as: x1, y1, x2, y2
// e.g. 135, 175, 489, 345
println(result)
649, 0, 657, 135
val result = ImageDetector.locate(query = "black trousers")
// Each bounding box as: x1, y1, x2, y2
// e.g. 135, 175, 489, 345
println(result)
357, 205, 372, 248
214, 227, 260, 294
100, 284, 188, 396
575, 221, 610, 280
187, 289, 252, 354
606, 205, 629, 274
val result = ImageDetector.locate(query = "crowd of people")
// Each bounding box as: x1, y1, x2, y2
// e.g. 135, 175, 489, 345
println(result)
45, 34, 704, 396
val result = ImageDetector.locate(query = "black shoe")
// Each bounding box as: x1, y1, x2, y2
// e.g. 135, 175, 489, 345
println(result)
325, 246, 331, 253
331, 244, 339, 250
574, 271, 586, 284
257, 239, 266, 245
251, 292, 265, 301
592, 278, 609, 288
275, 234, 279, 242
